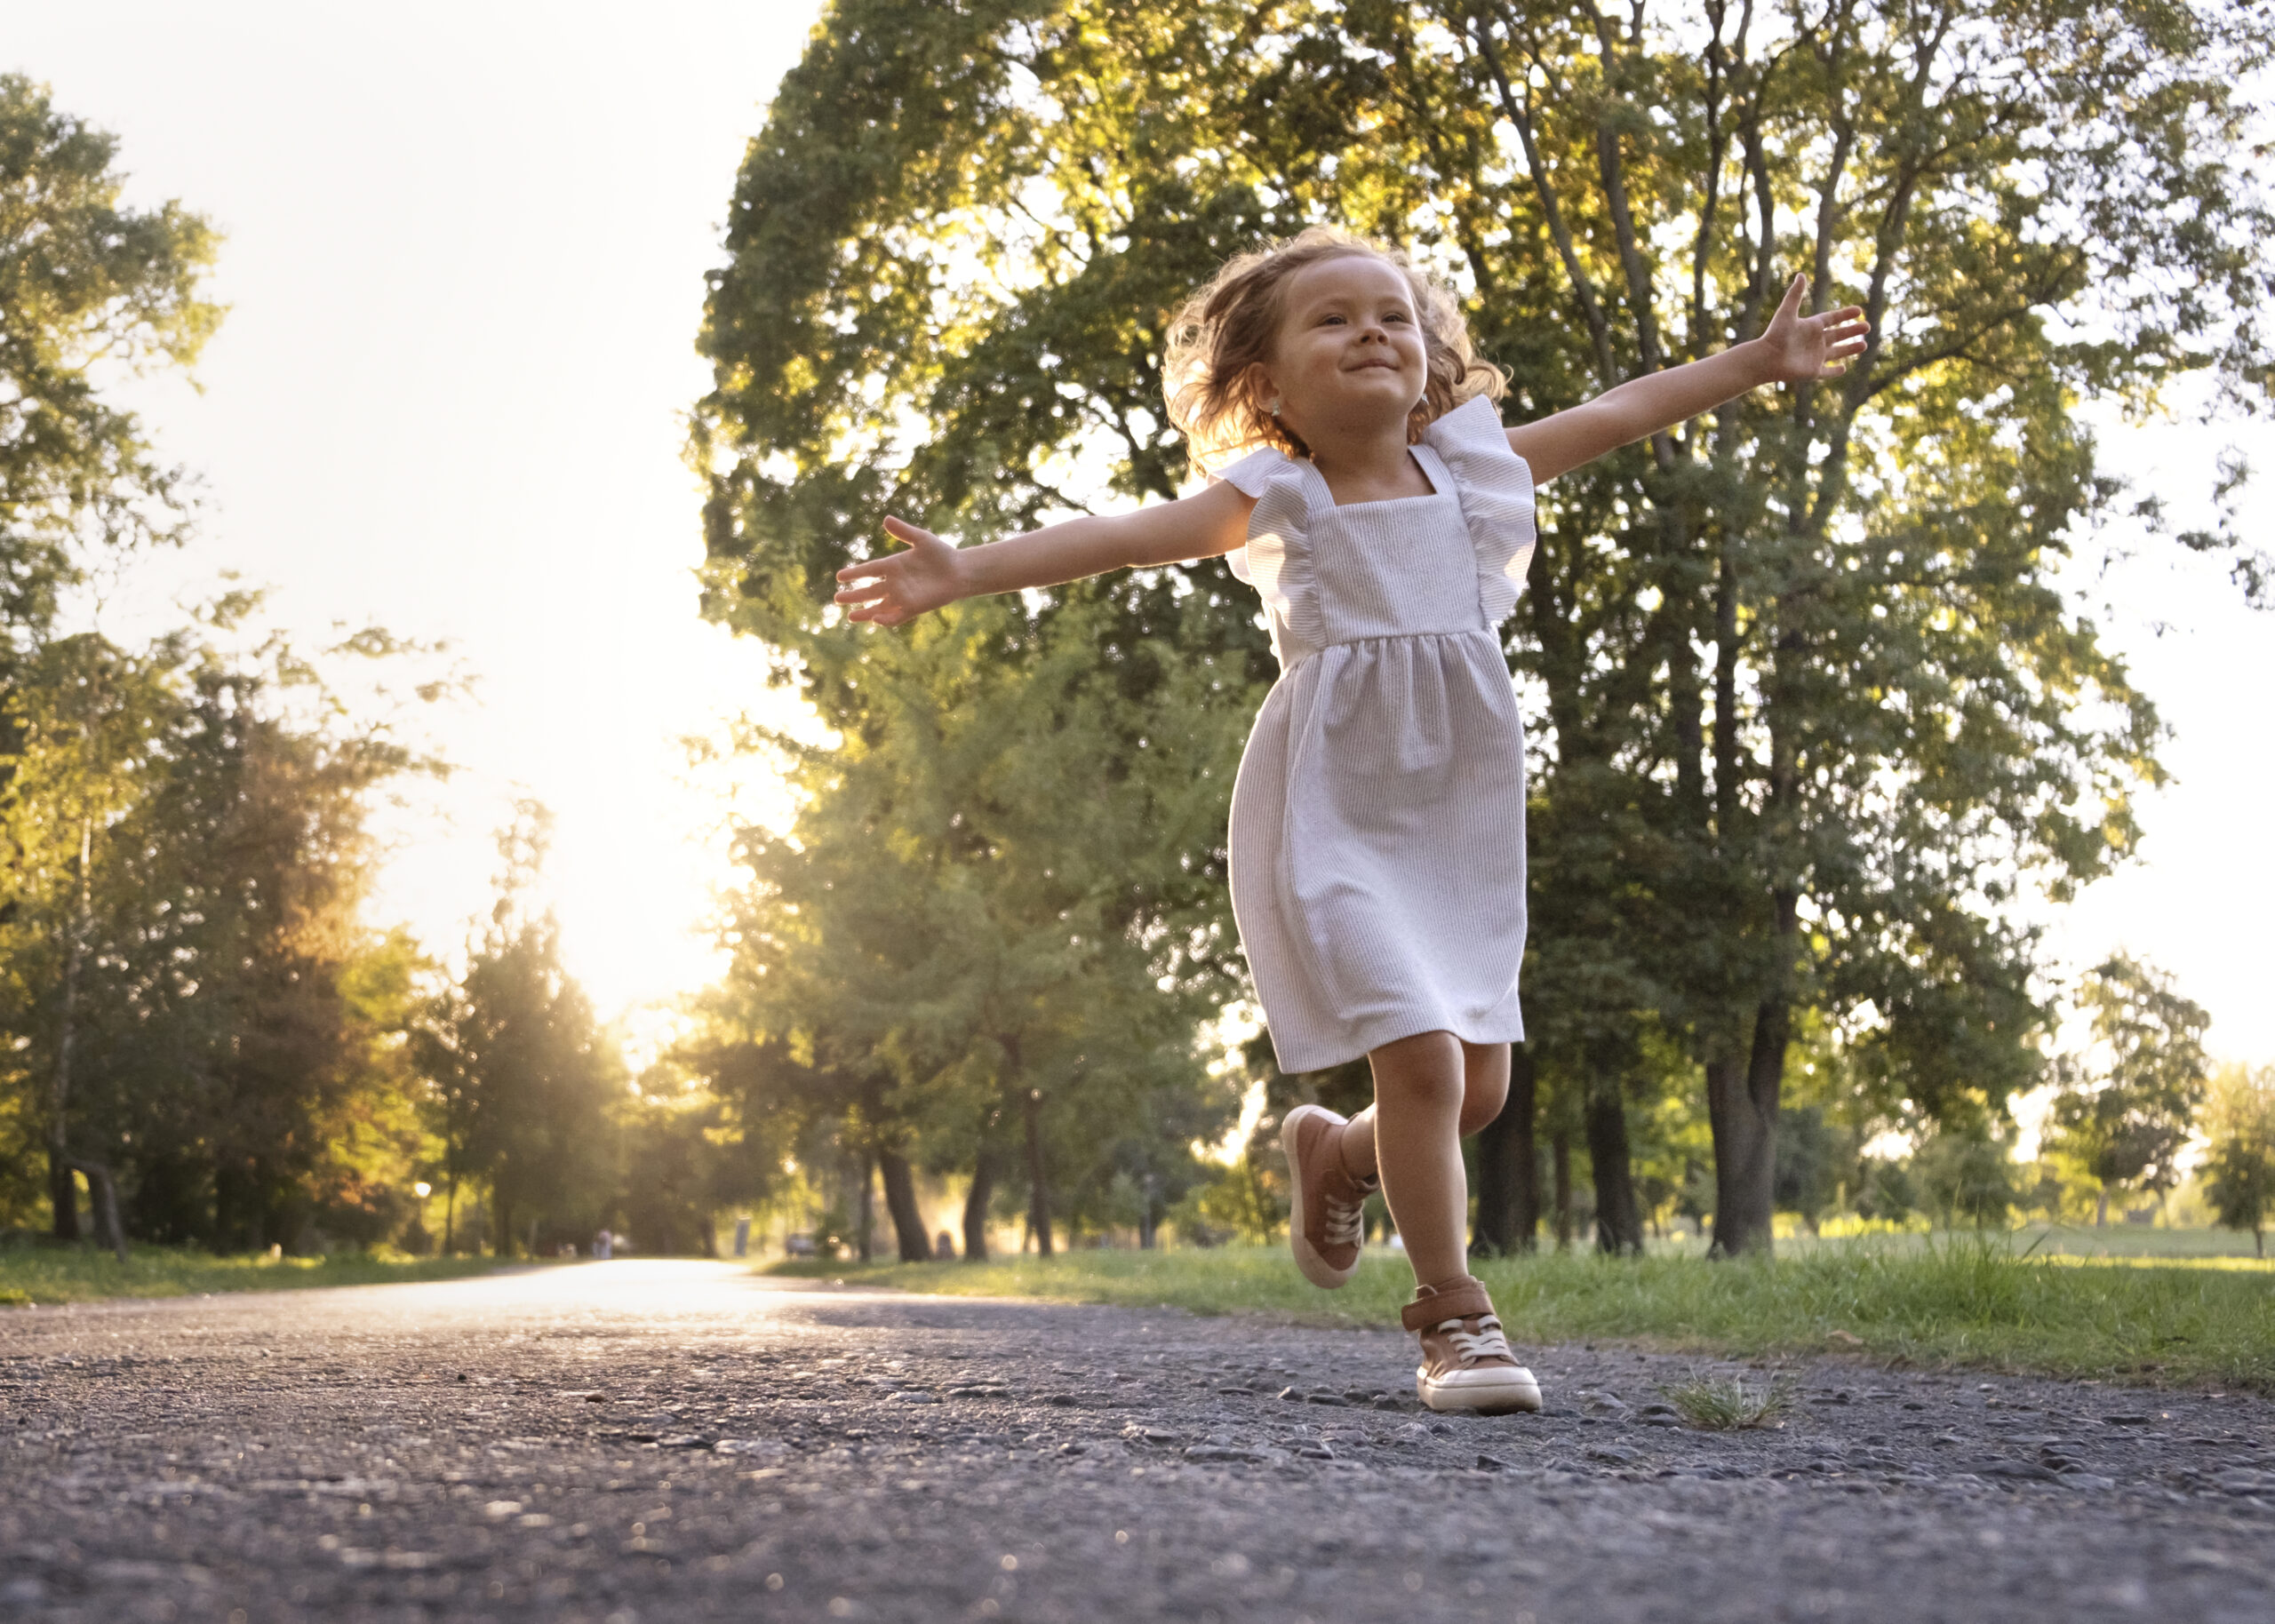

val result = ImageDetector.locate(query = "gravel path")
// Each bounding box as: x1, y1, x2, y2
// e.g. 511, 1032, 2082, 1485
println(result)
2, 1259, 2271, 1622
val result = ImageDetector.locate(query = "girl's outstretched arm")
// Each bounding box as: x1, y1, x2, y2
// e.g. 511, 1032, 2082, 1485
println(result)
833, 480, 1256, 627
1506, 275, 1868, 484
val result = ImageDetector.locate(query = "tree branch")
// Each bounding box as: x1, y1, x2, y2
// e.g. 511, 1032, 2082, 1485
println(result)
1462, 5, 1623, 390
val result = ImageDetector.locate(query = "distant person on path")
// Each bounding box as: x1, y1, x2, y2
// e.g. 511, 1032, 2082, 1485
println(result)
834, 228, 1864, 1413
593, 1229, 612, 1261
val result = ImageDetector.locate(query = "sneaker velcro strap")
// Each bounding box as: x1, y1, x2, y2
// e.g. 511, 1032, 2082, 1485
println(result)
1400, 1276, 1493, 1331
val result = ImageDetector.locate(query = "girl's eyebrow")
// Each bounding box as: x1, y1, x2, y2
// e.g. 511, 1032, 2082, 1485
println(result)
1295, 289, 1415, 317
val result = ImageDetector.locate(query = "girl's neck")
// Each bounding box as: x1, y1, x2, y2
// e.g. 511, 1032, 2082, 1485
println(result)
1305, 424, 1433, 506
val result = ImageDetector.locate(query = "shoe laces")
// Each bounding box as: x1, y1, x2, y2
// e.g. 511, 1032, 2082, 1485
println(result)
1321, 1183, 1367, 1247
1432, 1313, 1515, 1366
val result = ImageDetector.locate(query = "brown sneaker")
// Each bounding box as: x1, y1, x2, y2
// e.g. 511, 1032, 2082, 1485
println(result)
1281, 1103, 1377, 1289
1401, 1276, 1543, 1414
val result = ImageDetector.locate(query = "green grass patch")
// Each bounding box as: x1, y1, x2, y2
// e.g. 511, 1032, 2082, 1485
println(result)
0, 1243, 528, 1306
765, 1237, 2275, 1393
1660, 1374, 1792, 1430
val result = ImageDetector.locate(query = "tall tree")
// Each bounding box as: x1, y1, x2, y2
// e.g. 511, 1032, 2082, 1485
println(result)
1429, 0, 2267, 1252
414, 805, 619, 1257
695, 593, 1248, 1257
2201, 1063, 2275, 1259
1, 76, 220, 1236
2047, 953, 2211, 1226
0, 75, 219, 640
0, 613, 438, 1250
0, 631, 178, 1244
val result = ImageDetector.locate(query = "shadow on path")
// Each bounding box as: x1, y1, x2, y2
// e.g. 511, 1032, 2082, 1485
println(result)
3, 1259, 2270, 1621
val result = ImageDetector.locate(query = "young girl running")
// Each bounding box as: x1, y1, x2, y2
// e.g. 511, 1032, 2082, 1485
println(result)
834, 227, 1866, 1414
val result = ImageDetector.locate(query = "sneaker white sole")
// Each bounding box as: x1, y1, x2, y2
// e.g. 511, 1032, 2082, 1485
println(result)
1417, 1364, 1544, 1415
1281, 1104, 1358, 1291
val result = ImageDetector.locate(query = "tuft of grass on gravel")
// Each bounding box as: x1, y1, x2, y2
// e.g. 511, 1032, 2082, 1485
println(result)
1662, 1374, 1792, 1430
0, 1243, 528, 1307
766, 1234, 2275, 1393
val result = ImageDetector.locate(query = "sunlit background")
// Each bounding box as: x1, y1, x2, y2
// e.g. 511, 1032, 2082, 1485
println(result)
7, 1, 2269, 1067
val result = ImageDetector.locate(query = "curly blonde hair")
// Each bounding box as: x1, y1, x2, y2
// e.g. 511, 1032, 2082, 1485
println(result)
1162, 226, 1505, 480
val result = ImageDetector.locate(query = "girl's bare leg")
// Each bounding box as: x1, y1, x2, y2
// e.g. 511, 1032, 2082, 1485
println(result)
1336, 1034, 1510, 1286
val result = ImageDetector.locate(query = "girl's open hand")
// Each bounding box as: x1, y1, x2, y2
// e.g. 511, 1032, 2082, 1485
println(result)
1759, 274, 1869, 383
833, 516, 966, 626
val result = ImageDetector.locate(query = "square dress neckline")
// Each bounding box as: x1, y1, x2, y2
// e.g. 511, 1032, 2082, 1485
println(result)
1300, 447, 1451, 511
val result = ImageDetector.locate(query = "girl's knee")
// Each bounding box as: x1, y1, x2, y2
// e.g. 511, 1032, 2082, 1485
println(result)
1369, 1031, 1465, 1112
1457, 1078, 1508, 1137
1457, 1043, 1510, 1136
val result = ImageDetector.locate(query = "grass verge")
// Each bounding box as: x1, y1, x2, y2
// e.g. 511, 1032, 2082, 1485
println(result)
0, 1244, 528, 1307
766, 1238, 2275, 1393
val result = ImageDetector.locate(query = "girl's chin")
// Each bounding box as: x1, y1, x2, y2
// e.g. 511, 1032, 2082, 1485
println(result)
1330, 378, 1423, 409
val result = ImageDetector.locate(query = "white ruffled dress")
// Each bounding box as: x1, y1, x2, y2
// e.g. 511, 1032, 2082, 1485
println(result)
1217, 394, 1537, 1073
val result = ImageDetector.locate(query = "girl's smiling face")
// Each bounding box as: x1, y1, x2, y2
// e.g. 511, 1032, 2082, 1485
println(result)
1261, 253, 1429, 447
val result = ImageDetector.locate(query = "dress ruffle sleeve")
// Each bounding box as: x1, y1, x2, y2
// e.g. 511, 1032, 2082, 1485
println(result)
1215, 447, 1325, 665
1421, 394, 1537, 627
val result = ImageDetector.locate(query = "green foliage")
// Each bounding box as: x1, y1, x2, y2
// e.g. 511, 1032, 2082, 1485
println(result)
689, 592, 1253, 1252
1772, 1105, 1851, 1230
0, 616, 440, 1249
2201, 1063, 2275, 1256
0, 75, 220, 637
1912, 1126, 2022, 1229
613, 1055, 763, 1258
1181, 1150, 1285, 1248
2048, 954, 2212, 1215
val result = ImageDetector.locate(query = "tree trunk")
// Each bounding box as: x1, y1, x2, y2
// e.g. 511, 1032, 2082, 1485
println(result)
1586, 1085, 1644, 1256
443, 1172, 458, 1255
962, 1150, 996, 1262
1018, 1087, 1050, 1255
1708, 991, 1792, 1257
48, 1153, 80, 1243
1022, 1087, 1053, 1257
855, 1150, 876, 1261
1552, 1129, 1573, 1251
48, 816, 93, 1245
1473, 1046, 1538, 1255
877, 1147, 930, 1262
2094, 1183, 2109, 1228
68, 1158, 128, 1263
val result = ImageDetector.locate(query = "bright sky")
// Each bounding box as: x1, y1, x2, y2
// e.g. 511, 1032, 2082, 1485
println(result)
7, 5, 2269, 1069
7, 3, 830, 1044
